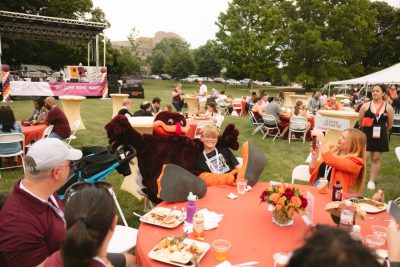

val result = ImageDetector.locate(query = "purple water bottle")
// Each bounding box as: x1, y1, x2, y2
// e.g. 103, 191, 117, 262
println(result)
186, 192, 198, 223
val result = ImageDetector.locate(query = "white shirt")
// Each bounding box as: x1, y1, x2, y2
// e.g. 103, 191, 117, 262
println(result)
199, 84, 208, 102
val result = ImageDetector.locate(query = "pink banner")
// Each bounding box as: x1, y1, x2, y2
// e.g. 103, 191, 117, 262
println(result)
49, 82, 104, 96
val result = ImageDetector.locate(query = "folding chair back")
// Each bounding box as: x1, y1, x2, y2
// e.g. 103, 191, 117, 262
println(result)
289, 116, 307, 143
291, 165, 311, 184
0, 133, 25, 171
215, 115, 225, 128
66, 120, 81, 146
42, 125, 54, 139
232, 98, 243, 116
249, 111, 265, 136
262, 114, 281, 141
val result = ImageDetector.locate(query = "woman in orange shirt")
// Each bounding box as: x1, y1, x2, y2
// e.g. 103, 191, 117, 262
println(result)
309, 128, 366, 193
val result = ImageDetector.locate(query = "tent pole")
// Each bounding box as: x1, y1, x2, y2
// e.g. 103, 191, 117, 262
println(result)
87, 41, 90, 67
95, 34, 99, 68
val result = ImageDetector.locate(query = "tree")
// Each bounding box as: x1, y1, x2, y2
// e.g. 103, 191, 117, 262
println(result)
148, 37, 196, 78
194, 40, 222, 78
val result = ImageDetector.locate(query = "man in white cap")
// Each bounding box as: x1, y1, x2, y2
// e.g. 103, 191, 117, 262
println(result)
197, 78, 208, 112
0, 138, 82, 267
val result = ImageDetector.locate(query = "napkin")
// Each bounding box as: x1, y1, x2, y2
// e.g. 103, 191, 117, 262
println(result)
183, 208, 224, 233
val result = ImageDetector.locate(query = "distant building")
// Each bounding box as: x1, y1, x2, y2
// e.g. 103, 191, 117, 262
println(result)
112, 31, 183, 76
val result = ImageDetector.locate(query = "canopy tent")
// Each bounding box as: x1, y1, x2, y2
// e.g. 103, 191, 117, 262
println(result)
328, 63, 400, 95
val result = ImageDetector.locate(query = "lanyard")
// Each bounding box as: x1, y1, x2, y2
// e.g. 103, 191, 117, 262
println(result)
371, 101, 385, 122
203, 148, 220, 173
324, 165, 332, 179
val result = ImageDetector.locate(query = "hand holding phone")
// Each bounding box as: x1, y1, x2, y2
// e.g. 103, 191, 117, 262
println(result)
388, 201, 400, 224
312, 135, 317, 150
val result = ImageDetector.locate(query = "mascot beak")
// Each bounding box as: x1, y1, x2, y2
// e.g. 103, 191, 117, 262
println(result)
175, 122, 182, 135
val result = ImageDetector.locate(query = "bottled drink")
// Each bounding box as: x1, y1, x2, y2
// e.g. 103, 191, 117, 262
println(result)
186, 192, 198, 224
339, 200, 354, 232
332, 181, 342, 201
350, 224, 363, 242
193, 213, 204, 240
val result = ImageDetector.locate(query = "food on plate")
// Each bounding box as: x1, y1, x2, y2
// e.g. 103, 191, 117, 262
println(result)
186, 242, 204, 256
168, 251, 193, 264
149, 212, 178, 224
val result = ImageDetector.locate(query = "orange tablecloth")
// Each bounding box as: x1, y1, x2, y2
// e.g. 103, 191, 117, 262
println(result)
20, 123, 47, 145
135, 183, 389, 266
186, 119, 212, 139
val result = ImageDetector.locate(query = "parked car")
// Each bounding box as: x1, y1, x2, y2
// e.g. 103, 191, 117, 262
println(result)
160, 74, 171, 80
225, 79, 241, 85
181, 74, 199, 82
240, 78, 251, 85
150, 74, 161, 80
214, 77, 225, 83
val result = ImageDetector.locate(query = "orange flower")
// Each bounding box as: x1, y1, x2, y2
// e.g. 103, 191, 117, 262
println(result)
278, 186, 285, 194
277, 196, 287, 206
290, 196, 302, 208
275, 204, 283, 211
288, 207, 295, 217
269, 193, 280, 204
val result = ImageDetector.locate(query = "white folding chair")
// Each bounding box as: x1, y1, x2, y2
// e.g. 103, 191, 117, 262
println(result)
249, 111, 265, 136
216, 100, 230, 115
42, 125, 54, 138
288, 116, 307, 143
107, 188, 138, 253
395, 147, 400, 162
194, 121, 214, 139
66, 120, 81, 147
232, 98, 243, 116
215, 115, 225, 128
0, 133, 26, 171
291, 165, 311, 184
262, 114, 281, 141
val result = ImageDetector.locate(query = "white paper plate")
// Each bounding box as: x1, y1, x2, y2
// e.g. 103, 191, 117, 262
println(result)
357, 202, 387, 214
140, 207, 186, 228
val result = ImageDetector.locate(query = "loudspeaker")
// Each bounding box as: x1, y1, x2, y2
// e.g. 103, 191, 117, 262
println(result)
108, 74, 119, 94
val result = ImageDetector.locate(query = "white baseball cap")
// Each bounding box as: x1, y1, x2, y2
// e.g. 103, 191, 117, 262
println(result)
26, 138, 82, 171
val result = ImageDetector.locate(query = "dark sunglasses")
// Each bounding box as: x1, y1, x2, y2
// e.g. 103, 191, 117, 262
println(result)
63, 181, 113, 203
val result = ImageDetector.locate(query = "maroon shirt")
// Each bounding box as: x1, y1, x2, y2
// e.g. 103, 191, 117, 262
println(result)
45, 251, 106, 267
46, 105, 71, 139
0, 181, 65, 267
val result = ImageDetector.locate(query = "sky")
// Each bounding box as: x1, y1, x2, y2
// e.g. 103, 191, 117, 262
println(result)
92, 0, 400, 49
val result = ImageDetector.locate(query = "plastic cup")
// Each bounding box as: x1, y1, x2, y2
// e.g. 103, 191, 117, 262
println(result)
371, 225, 387, 240
273, 252, 290, 267
236, 179, 248, 195
212, 239, 231, 261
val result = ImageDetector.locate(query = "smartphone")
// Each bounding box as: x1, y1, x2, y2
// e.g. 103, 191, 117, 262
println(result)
388, 201, 400, 224
312, 135, 317, 150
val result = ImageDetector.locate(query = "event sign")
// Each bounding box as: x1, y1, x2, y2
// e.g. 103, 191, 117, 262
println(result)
314, 115, 350, 131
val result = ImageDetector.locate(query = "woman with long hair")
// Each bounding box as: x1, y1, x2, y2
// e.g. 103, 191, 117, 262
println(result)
45, 187, 137, 267
358, 84, 394, 190
309, 128, 367, 193
171, 83, 184, 112
203, 102, 220, 123
0, 106, 22, 157
26, 98, 46, 124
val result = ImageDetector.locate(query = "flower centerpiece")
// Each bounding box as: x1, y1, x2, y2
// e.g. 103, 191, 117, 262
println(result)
260, 183, 308, 226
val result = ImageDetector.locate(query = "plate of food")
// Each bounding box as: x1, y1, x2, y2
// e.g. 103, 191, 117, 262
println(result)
352, 198, 387, 213
140, 207, 186, 228
148, 237, 210, 267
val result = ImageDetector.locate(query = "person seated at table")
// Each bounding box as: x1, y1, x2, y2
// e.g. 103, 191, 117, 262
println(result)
150, 97, 161, 115
283, 100, 311, 137
118, 99, 133, 117
216, 90, 233, 113
309, 91, 321, 114
251, 97, 266, 122
133, 101, 153, 117
44, 186, 138, 267
194, 125, 240, 186
0, 106, 22, 167
171, 83, 184, 112
324, 96, 340, 110
286, 225, 381, 267
26, 98, 47, 125
201, 103, 220, 123
260, 93, 270, 112
309, 128, 366, 193
246, 92, 257, 112
41, 97, 71, 140
162, 104, 172, 112
265, 97, 289, 137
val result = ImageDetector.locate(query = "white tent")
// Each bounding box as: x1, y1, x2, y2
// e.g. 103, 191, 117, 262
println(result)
330, 63, 400, 85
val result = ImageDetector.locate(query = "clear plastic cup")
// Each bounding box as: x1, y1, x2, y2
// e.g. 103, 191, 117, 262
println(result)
273, 252, 290, 267
212, 239, 231, 261
371, 225, 387, 240
365, 235, 385, 248
236, 179, 248, 195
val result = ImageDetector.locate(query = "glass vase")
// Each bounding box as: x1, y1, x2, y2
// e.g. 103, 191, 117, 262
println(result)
272, 210, 294, 227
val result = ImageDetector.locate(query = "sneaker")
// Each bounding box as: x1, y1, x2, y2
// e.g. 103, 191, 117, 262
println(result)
367, 181, 376, 190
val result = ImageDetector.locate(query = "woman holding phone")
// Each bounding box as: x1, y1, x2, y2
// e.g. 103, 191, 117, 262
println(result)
309, 128, 367, 193
358, 84, 394, 190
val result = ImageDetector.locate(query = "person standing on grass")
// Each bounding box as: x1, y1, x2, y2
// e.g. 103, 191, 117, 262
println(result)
358, 84, 394, 190
197, 78, 207, 113
171, 83, 184, 112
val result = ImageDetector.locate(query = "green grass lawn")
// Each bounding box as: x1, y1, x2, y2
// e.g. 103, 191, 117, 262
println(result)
1, 80, 400, 230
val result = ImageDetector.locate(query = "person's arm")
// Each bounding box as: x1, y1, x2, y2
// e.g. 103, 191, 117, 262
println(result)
387, 219, 400, 263
387, 104, 394, 131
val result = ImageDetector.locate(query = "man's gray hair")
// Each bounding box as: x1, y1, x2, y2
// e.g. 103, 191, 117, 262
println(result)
24, 156, 51, 179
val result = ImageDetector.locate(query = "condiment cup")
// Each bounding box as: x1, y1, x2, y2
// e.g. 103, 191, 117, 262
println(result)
212, 239, 231, 261
236, 179, 248, 195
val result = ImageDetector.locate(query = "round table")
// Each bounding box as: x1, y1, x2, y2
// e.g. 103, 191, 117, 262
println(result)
110, 93, 129, 118
282, 92, 293, 108
317, 110, 359, 146
19, 123, 47, 145
289, 94, 308, 108
183, 95, 199, 116
335, 94, 351, 109
58, 95, 86, 130
128, 116, 155, 135
135, 183, 389, 266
